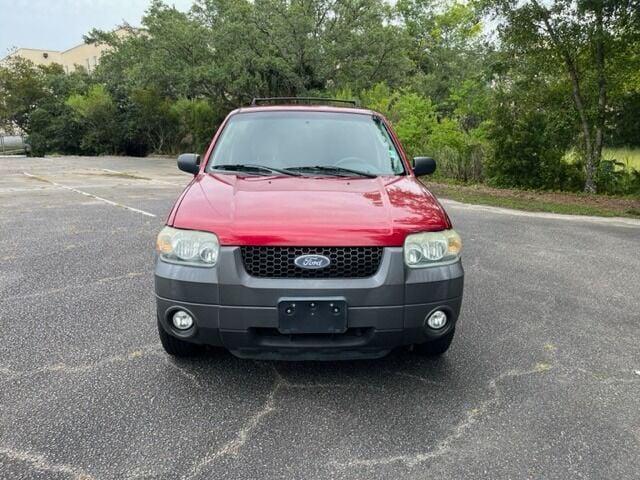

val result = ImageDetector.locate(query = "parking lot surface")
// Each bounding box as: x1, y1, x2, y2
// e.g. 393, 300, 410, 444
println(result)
1, 155, 639, 480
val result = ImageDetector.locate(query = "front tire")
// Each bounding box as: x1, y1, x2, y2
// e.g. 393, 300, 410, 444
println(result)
157, 320, 202, 356
414, 328, 455, 357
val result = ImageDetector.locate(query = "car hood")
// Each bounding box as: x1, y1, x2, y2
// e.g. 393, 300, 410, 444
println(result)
171, 173, 450, 246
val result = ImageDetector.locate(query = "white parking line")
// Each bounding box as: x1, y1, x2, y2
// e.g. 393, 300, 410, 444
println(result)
22, 172, 157, 218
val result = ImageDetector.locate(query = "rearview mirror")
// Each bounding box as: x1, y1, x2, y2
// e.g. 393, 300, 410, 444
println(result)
413, 157, 436, 176
178, 153, 201, 175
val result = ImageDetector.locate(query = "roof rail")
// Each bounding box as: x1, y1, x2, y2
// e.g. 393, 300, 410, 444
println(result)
250, 97, 360, 107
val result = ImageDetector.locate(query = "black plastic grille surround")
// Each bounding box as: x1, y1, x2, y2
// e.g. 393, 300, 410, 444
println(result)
241, 246, 383, 278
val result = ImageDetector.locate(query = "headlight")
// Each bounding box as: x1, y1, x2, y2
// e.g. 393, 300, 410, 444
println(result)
404, 229, 462, 268
156, 226, 219, 267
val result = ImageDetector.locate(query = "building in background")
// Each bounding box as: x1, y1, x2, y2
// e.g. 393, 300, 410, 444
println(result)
0, 28, 128, 73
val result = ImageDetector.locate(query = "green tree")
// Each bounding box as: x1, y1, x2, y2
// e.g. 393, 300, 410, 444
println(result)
128, 88, 179, 154
171, 98, 217, 153
360, 84, 487, 181
93, 0, 412, 108
486, 91, 582, 190
0, 58, 51, 132
397, 0, 486, 114
483, 0, 640, 192
0, 59, 93, 155
28, 69, 92, 156
66, 85, 121, 154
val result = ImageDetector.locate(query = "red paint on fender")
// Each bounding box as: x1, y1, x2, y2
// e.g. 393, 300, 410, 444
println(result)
168, 106, 451, 246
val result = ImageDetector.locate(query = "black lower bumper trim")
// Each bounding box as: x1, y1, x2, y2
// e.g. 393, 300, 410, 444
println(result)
156, 296, 462, 360
229, 348, 393, 361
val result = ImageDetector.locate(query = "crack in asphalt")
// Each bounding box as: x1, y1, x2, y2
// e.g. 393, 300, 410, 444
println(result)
573, 367, 640, 385
158, 356, 205, 389
393, 370, 445, 386
2, 344, 638, 479
0, 446, 94, 480
325, 357, 640, 472
0, 344, 161, 381
329, 361, 555, 470
99, 168, 184, 187
183, 365, 285, 479
182, 364, 389, 479
3, 271, 146, 302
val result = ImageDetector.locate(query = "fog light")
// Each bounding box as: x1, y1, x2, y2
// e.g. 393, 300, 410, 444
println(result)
172, 310, 193, 330
426, 310, 447, 329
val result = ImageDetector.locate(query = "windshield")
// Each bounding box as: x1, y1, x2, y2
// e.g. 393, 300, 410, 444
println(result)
207, 111, 405, 176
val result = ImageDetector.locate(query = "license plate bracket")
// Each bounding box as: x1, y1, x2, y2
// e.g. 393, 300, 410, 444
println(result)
278, 298, 347, 334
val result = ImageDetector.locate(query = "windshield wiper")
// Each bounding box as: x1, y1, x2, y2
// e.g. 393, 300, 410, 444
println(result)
211, 164, 301, 176
285, 165, 377, 178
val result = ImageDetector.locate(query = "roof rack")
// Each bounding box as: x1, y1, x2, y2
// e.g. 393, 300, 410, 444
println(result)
250, 97, 360, 107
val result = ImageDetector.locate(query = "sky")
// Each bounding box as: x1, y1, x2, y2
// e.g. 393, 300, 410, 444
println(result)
0, 0, 193, 57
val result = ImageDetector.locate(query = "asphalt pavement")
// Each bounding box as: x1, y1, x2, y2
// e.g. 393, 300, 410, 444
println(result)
1, 155, 638, 480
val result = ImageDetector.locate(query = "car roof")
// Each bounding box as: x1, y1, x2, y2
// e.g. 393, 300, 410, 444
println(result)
229, 105, 377, 116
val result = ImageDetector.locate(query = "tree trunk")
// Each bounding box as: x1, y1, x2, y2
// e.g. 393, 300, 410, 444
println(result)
587, 4, 607, 194
533, 0, 601, 193
566, 64, 596, 193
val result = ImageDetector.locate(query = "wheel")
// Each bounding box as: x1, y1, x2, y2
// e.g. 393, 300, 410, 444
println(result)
414, 328, 455, 357
157, 320, 202, 356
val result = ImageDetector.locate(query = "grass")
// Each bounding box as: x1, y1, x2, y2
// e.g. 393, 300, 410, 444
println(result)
565, 147, 640, 171
424, 147, 640, 219
424, 181, 640, 219
603, 147, 640, 170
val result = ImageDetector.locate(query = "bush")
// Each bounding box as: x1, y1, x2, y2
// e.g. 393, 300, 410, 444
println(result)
486, 106, 583, 191
359, 84, 486, 182
596, 160, 640, 195
66, 85, 121, 154
28, 104, 84, 156
427, 119, 487, 182
389, 91, 438, 158
360, 84, 438, 159
127, 88, 179, 155
171, 99, 218, 153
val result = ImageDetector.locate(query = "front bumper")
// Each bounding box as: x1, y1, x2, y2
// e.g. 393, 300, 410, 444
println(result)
155, 247, 463, 360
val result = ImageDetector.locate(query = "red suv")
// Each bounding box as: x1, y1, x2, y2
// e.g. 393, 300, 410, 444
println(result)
155, 99, 464, 360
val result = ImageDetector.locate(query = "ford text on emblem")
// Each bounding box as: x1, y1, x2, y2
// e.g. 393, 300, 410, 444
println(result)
294, 254, 331, 269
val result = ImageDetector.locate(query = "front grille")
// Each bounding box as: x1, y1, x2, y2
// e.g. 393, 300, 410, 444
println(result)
241, 246, 383, 278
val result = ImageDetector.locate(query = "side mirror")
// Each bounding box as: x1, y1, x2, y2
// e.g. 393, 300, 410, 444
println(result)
413, 157, 436, 176
178, 153, 201, 175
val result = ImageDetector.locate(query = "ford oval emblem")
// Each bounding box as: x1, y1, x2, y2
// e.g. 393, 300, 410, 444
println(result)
294, 254, 331, 269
